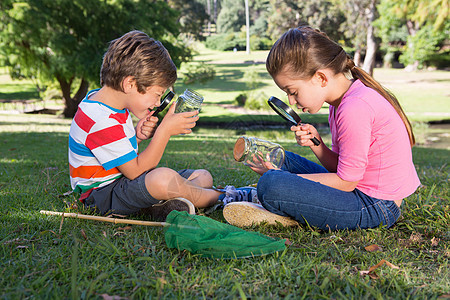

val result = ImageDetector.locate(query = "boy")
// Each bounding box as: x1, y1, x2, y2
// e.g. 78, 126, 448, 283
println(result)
68, 30, 223, 221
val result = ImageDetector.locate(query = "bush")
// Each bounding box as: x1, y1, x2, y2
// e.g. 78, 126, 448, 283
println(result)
42, 88, 62, 101
425, 50, 450, 69
234, 93, 247, 106
253, 36, 273, 50
205, 32, 273, 51
182, 62, 216, 85
234, 68, 270, 109
205, 33, 246, 51
243, 68, 261, 90
399, 24, 448, 69
244, 90, 270, 111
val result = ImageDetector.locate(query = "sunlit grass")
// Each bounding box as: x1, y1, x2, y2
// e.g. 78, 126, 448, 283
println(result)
0, 68, 40, 101
0, 113, 448, 298
174, 47, 450, 123
0, 45, 449, 298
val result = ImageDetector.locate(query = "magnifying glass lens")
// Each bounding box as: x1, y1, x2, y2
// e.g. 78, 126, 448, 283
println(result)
268, 96, 321, 146
274, 106, 296, 124
151, 91, 174, 115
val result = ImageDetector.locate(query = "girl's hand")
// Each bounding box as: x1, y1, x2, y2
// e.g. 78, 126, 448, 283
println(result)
158, 102, 199, 136
291, 123, 321, 147
249, 160, 280, 176
136, 111, 158, 141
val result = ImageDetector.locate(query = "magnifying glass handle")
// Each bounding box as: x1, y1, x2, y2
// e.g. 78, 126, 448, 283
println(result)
297, 122, 321, 146
152, 108, 161, 116
311, 137, 321, 146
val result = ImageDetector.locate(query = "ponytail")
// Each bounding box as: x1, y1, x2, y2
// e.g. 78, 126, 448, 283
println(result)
346, 58, 415, 146
267, 27, 415, 146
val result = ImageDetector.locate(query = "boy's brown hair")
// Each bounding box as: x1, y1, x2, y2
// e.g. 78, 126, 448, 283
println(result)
100, 30, 177, 93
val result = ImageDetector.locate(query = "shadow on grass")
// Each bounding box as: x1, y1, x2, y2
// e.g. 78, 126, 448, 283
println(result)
176, 63, 272, 93
0, 120, 66, 127
196, 113, 329, 128
2, 127, 447, 180
175, 74, 248, 92
0, 131, 69, 166
412, 146, 450, 168
0, 88, 39, 101
403, 78, 450, 84
0, 131, 71, 214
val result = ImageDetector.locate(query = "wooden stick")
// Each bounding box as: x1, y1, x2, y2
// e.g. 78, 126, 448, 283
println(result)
40, 210, 168, 227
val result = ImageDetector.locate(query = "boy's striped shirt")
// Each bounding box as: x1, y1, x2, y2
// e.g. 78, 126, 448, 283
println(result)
69, 90, 138, 200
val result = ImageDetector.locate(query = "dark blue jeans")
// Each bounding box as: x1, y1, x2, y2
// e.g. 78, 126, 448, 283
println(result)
257, 151, 401, 231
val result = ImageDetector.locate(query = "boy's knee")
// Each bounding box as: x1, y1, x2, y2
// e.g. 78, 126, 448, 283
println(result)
145, 167, 184, 199
196, 169, 213, 179
145, 167, 177, 188
188, 169, 213, 187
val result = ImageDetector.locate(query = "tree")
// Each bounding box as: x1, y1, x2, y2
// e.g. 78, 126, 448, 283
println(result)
362, 0, 378, 75
326, 0, 380, 75
216, 0, 246, 33
375, 0, 449, 70
166, 0, 209, 40
334, 0, 372, 66
245, 0, 250, 54
0, 0, 191, 118
267, 0, 302, 40
267, 0, 345, 42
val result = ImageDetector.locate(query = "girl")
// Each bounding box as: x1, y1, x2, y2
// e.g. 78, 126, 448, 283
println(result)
223, 27, 420, 230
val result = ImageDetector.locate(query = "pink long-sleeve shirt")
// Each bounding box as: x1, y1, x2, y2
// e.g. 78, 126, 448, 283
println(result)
329, 80, 420, 201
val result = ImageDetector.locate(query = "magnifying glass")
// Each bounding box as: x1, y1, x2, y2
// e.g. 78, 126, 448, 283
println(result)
149, 91, 175, 116
268, 96, 321, 146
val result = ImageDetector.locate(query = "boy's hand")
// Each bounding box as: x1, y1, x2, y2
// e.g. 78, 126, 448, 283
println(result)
291, 123, 321, 147
136, 111, 158, 141
159, 102, 199, 136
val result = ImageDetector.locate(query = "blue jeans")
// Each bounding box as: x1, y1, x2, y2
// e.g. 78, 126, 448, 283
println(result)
256, 151, 401, 231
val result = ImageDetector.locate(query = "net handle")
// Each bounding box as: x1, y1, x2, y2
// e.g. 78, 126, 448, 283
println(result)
40, 210, 168, 227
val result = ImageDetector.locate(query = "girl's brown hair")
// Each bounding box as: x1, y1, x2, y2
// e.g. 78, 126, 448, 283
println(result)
266, 26, 415, 146
100, 30, 177, 93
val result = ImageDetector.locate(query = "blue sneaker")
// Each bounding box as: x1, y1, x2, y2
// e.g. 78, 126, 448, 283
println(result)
218, 185, 260, 205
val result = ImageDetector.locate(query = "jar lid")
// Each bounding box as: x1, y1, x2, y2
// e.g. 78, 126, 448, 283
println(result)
233, 137, 247, 162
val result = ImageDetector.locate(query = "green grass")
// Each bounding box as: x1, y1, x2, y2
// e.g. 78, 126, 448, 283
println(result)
1, 48, 449, 123
0, 70, 40, 101
173, 45, 450, 124
0, 47, 449, 298
1, 113, 449, 298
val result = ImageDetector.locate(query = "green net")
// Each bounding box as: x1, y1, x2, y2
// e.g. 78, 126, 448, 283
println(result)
164, 211, 286, 259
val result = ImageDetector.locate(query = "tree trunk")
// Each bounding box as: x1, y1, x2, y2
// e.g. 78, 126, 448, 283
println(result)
245, 0, 250, 54
362, 0, 377, 76
206, 0, 211, 36
213, 0, 217, 24
59, 77, 89, 118
405, 20, 419, 36
354, 44, 362, 66
405, 19, 420, 71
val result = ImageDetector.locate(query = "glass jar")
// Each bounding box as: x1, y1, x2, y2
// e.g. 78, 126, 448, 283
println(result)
233, 136, 285, 169
174, 89, 204, 113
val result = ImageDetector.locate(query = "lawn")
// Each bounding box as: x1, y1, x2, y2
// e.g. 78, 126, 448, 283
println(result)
2, 46, 449, 123
0, 48, 449, 298
0, 112, 449, 298
174, 45, 450, 124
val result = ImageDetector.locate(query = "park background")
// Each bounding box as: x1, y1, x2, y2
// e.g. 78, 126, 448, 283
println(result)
0, 0, 449, 298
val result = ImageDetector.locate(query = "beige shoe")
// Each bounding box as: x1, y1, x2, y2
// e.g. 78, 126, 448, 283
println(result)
223, 202, 298, 227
